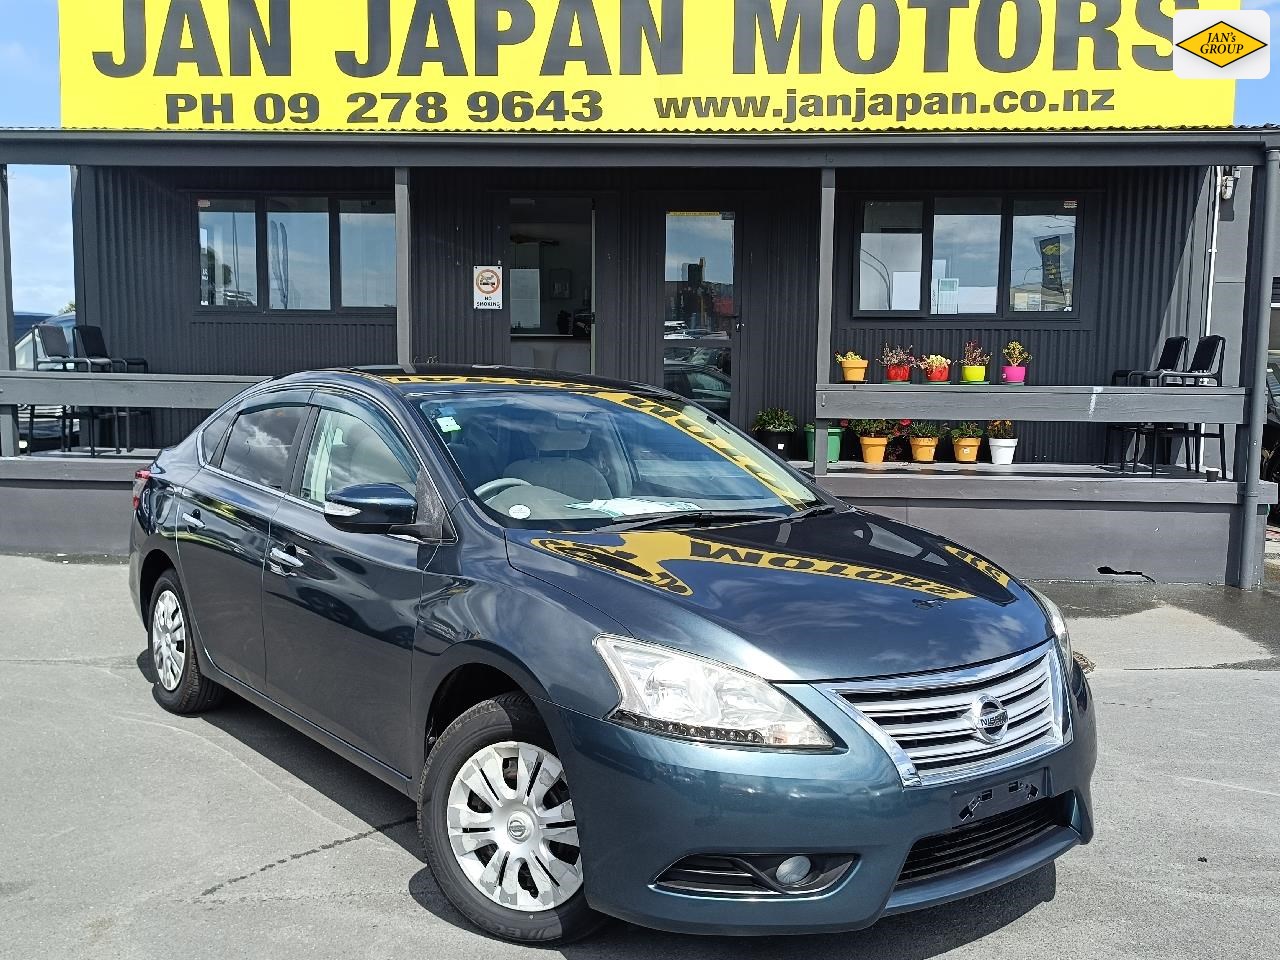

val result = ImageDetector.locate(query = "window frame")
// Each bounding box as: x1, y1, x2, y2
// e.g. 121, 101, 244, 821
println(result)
192, 191, 397, 320
850, 189, 1098, 328
213, 399, 313, 494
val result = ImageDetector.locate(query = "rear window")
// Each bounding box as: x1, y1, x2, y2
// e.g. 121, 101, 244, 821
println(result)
199, 406, 237, 463
219, 406, 307, 490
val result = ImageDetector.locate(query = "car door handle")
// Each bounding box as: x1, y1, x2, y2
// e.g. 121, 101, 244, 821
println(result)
181, 510, 205, 530
269, 545, 304, 570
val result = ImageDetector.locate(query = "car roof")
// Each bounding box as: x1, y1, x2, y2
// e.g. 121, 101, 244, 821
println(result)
344, 364, 672, 397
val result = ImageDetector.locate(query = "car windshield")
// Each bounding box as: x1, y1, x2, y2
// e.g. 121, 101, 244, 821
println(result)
410, 385, 822, 530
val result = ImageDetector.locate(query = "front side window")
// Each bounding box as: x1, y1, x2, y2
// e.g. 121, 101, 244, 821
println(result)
219, 406, 307, 490
300, 408, 415, 505
856, 196, 1082, 318
414, 387, 818, 529
199, 199, 258, 308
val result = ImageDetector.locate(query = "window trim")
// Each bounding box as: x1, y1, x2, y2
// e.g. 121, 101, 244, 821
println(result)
851, 190, 1095, 327
192, 190, 397, 320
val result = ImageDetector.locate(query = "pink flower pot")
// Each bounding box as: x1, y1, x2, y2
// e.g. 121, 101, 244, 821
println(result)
1002, 365, 1027, 384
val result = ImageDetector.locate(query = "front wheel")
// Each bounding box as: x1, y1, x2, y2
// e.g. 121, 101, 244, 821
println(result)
417, 693, 606, 944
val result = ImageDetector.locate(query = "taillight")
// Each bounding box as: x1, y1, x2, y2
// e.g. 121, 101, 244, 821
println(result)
132, 469, 152, 511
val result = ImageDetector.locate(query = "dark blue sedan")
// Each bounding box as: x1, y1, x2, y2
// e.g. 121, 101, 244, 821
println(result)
129, 366, 1095, 944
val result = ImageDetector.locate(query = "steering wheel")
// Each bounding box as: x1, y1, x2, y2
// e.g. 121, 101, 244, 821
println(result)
474, 477, 532, 499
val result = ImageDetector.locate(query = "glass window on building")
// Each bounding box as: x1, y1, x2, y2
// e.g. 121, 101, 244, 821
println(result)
854, 195, 1083, 319
663, 212, 736, 417
931, 198, 1001, 315
339, 199, 396, 308
267, 197, 331, 311
1009, 199, 1078, 312
859, 201, 923, 311
198, 199, 257, 308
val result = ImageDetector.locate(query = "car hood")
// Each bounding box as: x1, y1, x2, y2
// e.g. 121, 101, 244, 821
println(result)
505, 510, 1053, 682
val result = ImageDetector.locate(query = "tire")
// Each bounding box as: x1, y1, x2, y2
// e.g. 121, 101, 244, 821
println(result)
417, 692, 606, 944
147, 571, 225, 715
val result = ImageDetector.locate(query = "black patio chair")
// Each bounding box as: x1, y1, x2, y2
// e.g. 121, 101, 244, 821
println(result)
25, 325, 90, 453
73, 325, 151, 452
1124, 335, 1227, 477
72, 325, 149, 374
1102, 336, 1188, 466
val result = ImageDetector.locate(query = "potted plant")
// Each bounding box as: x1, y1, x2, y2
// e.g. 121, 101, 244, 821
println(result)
988, 419, 1019, 464
880, 344, 916, 383
835, 351, 869, 383
917, 353, 951, 383
951, 422, 984, 463
852, 419, 892, 464
908, 420, 943, 462
752, 408, 797, 456
805, 420, 846, 464
960, 341, 990, 383
1002, 341, 1032, 384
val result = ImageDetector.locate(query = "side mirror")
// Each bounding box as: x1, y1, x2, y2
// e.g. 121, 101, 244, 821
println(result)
324, 483, 417, 534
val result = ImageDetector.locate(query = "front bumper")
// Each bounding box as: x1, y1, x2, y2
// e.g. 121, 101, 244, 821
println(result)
549, 669, 1096, 935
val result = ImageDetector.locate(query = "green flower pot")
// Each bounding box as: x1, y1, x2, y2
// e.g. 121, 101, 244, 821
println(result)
805, 426, 842, 464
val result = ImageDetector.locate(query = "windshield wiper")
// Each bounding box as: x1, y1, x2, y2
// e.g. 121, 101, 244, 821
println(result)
786, 503, 841, 521
600, 510, 783, 532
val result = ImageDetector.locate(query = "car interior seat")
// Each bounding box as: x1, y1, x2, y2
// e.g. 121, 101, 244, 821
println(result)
506, 427, 613, 501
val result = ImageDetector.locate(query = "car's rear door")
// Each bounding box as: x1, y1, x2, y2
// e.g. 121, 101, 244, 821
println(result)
261, 390, 433, 772
175, 390, 311, 688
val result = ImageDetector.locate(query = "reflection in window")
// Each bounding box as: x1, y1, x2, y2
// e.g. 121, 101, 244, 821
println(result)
664, 213, 736, 337
300, 409, 414, 504
198, 199, 257, 308
931, 198, 1001, 315
268, 197, 331, 310
219, 406, 307, 490
340, 199, 396, 308
860, 201, 922, 311
1010, 200, 1077, 312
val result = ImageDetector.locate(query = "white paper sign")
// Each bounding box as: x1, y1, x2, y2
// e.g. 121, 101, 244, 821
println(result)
473, 266, 503, 310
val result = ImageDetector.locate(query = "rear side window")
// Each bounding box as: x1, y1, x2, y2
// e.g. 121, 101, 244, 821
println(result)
219, 406, 307, 490
200, 407, 237, 462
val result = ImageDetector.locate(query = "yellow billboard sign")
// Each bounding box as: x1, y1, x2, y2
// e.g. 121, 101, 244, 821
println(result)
60, 0, 1238, 133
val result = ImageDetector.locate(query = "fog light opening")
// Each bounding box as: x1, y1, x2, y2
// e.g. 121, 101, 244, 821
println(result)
773, 855, 813, 887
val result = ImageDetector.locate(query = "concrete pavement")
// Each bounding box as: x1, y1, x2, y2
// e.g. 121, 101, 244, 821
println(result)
1, 553, 1277, 960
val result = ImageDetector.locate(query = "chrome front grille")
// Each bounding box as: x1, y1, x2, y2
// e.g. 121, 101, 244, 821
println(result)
825, 641, 1069, 787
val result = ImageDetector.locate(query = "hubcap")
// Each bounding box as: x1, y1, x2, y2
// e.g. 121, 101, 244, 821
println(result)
445, 741, 583, 912
150, 589, 187, 692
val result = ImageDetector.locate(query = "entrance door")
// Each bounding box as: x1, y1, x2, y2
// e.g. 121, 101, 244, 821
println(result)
661, 212, 737, 421
508, 196, 596, 376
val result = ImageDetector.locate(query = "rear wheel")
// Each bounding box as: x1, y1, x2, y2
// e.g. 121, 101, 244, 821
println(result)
147, 572, 225, 714
418, 693, 606, 944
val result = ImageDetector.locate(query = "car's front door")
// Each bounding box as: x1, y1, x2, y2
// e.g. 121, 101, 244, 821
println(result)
176, 392, 312, 687
261, 392, 432, 772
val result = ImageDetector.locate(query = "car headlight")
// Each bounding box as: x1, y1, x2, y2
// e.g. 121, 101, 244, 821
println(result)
1029, 587, 1073, 669
593, 636, 833, 750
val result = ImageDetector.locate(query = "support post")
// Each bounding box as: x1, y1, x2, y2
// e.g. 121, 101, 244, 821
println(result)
394, 166, 413, 370
0, 164, 19, 458
813, 168, 837, 477
1235, 148, 1279, 588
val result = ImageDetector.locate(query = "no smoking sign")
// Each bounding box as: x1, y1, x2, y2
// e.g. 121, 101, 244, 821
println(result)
474, 266, 503, 310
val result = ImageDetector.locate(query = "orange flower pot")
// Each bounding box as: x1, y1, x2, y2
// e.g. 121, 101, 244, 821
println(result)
909, 437, 939, 463
953, 437, 981, 463
839, 359, 869, 382
859, 437, 889, 464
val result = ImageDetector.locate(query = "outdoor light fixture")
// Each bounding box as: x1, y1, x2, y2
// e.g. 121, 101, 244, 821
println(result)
1220, 166, 1242, 201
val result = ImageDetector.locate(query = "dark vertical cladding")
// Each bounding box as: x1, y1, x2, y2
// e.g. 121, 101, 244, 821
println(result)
832, 166, 1216, 462
75, 165, 397, 438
